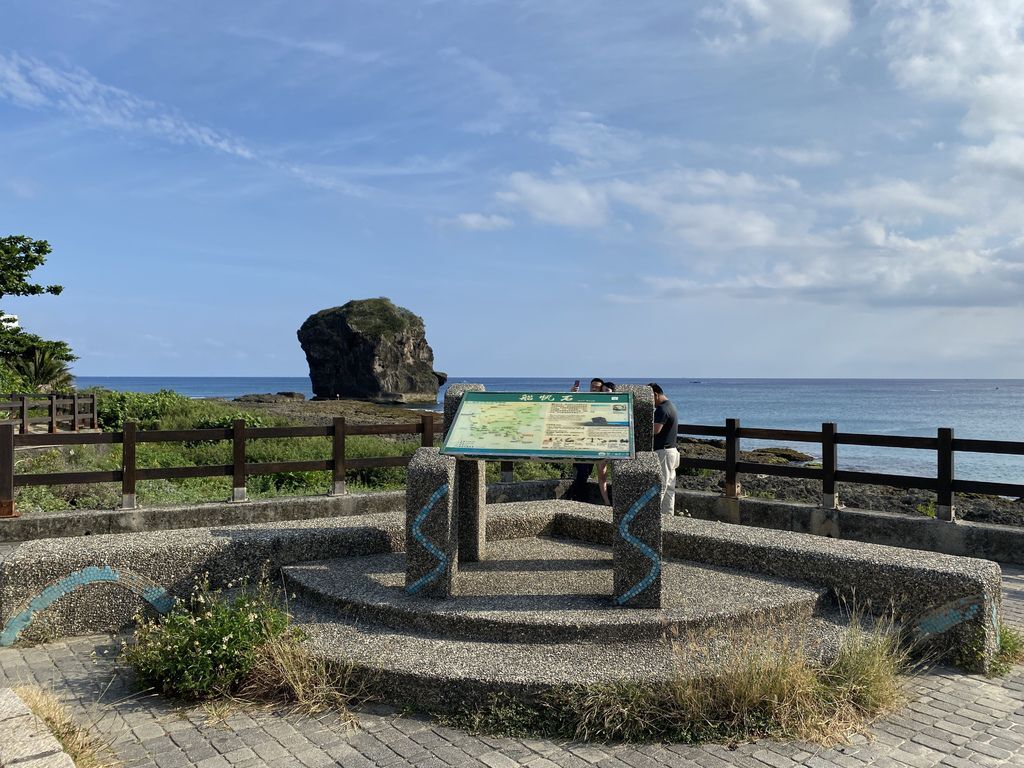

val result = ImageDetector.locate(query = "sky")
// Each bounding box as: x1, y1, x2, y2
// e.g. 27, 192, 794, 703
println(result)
2, 0, 1024, 378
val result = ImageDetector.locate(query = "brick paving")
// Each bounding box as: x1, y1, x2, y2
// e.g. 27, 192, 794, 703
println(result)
1, 567, 1023, 767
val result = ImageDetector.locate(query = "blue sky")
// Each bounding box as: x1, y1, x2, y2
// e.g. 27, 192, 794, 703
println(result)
3, 1, 1024, 378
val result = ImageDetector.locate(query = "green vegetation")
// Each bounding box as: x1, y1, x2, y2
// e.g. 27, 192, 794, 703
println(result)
123, 577, 366, 718
0, 235, 76, 392
339, 297, 420, 339
914, 499, 937, 518
15, 389, 567, 512
443, 619, 910, 745
122, 576, 290, 699
989, 623, 1024, 677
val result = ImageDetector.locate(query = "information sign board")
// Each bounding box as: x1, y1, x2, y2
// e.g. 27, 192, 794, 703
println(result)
441, 392, 634, 460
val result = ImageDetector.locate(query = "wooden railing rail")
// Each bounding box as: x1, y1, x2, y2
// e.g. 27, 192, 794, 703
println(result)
677, 420, 1024, 522
1, 414, 442, 515
1, 414, 1022, 520
0, 393, 98, 434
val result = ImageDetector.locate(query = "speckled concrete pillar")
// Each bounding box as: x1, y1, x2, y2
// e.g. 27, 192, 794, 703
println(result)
612, 452, 663, 608
443, 383, 486, 436
405, 448, 458, 598
617, 384, 654, 453
456, 459, 486, 562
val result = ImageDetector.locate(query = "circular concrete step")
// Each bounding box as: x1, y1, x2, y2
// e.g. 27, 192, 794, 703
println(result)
288, 600, 855, 713
283, 536, 828, 643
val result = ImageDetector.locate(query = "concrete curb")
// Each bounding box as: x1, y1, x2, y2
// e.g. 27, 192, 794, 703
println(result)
0, 688, 75, 767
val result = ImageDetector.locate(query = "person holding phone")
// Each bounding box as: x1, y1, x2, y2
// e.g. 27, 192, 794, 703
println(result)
564, 378, 604, 501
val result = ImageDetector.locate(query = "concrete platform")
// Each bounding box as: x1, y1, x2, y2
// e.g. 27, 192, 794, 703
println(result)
284, 536, 827, 643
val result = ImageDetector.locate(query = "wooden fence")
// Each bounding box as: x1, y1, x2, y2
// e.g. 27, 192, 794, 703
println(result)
1, 415, 1022, 520
676, 420, 1024, 521
0, 393, 98, 434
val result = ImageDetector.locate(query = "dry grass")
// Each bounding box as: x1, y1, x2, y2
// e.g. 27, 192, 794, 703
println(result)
444, 614, 912, 745
237, 631, 369, 722
13, 684, 120, 768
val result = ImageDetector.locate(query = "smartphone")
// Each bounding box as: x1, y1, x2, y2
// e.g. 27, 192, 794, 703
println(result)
571, 379, 581, 392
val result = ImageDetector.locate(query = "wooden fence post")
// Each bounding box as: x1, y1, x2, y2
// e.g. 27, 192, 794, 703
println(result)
19, 395, 28, 435
822, 422, 838, 509
122, 420, 137, 509
725, 418, 741, 498
232, 419, 247, 502
90, 394, 98, 430
331, 417, 346, 496
72, 393, 80, 432
0, 423, 16, 518
937, 427, 955, 521
421, 413, 434, 448
48, 394, 57, 434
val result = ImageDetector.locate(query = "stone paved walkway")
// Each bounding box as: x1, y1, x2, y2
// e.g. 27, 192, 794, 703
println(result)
1, 567, 1022, 768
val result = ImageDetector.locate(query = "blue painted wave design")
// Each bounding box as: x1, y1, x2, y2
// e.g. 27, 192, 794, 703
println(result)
1, 565, 175, 646
614, 485, 661, 606
406, 484, 450, 595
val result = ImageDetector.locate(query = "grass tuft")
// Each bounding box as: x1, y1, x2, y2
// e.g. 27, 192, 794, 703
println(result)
13, 684, 120, 768
238, 631, 368, 721
989, 622, 1024, 677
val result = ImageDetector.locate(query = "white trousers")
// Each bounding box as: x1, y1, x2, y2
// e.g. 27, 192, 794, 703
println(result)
655, 447, 680, 516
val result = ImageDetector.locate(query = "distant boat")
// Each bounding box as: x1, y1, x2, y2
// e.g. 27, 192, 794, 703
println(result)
689, 380, 702, 384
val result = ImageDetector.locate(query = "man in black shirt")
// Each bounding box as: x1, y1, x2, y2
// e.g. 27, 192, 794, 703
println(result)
649, 383, 680, 515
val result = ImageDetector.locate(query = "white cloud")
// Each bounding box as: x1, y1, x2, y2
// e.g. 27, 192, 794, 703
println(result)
440, 47, 538, 135
545, 113, 647, 166
884, 1, 1024, 138
703, 0, 852, 47
960, 134, 1024, 181
0, 52, 254, 159
498, 172, 608, 228
448, 213, 513, 231
228, 29, 383, 64
764, 145, 842, 166
826, 179, 963, 220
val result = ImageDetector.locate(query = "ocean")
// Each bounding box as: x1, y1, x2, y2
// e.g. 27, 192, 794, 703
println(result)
73, 376, 1024, 484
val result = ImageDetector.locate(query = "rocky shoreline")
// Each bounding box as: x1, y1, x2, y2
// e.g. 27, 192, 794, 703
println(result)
676, 438, 1024, 527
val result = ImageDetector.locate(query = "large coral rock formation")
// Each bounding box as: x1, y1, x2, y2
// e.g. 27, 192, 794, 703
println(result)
297, 298, 446, 403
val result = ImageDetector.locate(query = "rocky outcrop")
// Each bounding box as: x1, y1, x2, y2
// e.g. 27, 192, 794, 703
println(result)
297, 298, 445, 403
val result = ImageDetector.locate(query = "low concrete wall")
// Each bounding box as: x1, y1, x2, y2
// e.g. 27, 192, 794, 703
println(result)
676, 490, 1024, 566
0, 506, 554, 646
556, 507, 1003, 673
5, 478, 1022, 567
0, 492, 405, 543
0, 499, 1003, 671
0, 481, 570, 544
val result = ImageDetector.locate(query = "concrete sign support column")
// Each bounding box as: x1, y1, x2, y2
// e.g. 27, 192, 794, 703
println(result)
612, 452, 663, 608
456, 459, 486, 562
443, 383, 488, 564
405, 448, 459, 598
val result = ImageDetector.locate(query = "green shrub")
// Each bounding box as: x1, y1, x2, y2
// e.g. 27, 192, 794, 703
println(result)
122, 578, 289, 700
0, 361, 28, 393
193, 411, 269, 430
93, 389, 191, 431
